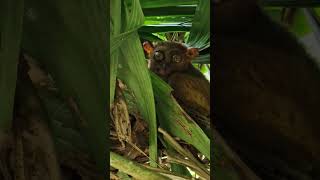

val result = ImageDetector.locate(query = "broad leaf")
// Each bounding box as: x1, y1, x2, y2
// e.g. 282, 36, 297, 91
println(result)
114, 0, 158, 167
110, 0, 122, 103
187, 0, 210, 50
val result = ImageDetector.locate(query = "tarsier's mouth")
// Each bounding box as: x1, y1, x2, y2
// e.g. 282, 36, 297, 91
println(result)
148, 61, 170, 77
153, 68, 171, 81
157, 69, 167, 76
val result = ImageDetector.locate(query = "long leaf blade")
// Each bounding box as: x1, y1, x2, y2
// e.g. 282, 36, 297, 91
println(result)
116, 0, 158, 167
187, 0, 210, 49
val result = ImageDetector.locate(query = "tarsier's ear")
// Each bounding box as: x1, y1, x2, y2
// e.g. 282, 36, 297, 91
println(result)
186, 48, 199, 61
143, 41, 154, 57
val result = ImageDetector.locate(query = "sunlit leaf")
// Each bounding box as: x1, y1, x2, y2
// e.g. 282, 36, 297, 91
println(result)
140, 0, 198, 8
111, 0, 122, 103
114, 0, 158, 167
110, 152, 169, 180
187, 0, 210, 49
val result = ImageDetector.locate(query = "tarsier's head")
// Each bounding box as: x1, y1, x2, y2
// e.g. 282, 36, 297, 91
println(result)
143, 41, 199, 79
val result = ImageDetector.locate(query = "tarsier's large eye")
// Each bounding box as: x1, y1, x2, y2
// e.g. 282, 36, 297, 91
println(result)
154, 51, 164, 61
172, 55, 182, 63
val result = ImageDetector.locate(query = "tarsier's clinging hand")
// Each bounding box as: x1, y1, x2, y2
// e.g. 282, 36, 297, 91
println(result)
143, 41, 210, 133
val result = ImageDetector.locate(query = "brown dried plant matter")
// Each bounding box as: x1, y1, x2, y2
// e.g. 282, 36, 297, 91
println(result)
0, 54, 62, 180
110, 79, 149, 162
0, 54, 104, 180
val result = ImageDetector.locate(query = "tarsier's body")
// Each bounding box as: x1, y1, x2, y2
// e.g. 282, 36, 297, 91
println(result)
143, 41, 210, 130
214, 0, 320, 179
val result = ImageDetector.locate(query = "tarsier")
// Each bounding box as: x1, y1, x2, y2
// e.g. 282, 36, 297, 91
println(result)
143, 41, 211, 134
214, 0, 320, 179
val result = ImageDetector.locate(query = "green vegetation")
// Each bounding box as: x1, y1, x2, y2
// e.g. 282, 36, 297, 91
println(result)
110, 0, 210, 179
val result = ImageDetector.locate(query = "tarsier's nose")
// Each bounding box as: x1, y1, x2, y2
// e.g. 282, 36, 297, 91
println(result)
155, 64, 167, 76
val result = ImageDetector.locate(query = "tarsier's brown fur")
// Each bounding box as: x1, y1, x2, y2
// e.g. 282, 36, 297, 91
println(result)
143, 41, 210, 131
214, 0, 320, 179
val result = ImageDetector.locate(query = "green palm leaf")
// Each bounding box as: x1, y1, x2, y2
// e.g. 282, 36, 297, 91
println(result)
112, 0, 158, 167
140, 0, 198, 8
187, 0, 210, 49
